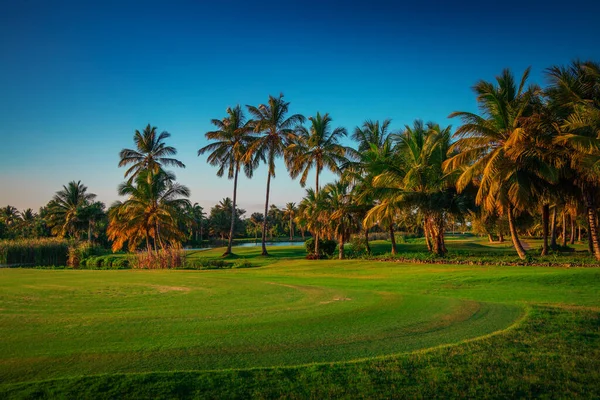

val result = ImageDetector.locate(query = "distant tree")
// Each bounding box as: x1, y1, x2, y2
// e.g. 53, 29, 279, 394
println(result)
282, 202, 297, 240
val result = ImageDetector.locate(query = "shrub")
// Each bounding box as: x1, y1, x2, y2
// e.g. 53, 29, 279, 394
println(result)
348, 237, 368, 257
0, 238, 69, 267
67, 242, 106, 268
132, 248, 186, 269
183, 258, 232, 270
304, 238, 337, 257
232, 259, 254, 269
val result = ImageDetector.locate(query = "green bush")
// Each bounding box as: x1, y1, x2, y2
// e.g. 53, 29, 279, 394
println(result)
348, 237, 368, 257
184, 258, 231, 270
304, 238, 337, 257
233, 259, 254, 269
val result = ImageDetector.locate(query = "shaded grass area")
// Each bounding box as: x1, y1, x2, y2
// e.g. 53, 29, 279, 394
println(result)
1, 306, 598, 399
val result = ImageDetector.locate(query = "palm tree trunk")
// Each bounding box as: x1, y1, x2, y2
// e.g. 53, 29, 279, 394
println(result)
261, 165, 272, 256
424, 220, 432, 251
225, 165, 239, 256
88, 220, 92, 243
314, 232, 320, 257
364, 228, 371, 254
583, 189, 600, 260
498, 230, 504, 243
389, 225, 397, 255
487, 233, 494, 243
570, 214, 576, 245
338, 234, 344, 260
289, 215, 293, 241
578, 224, 581, 242
541, 204, 549, 256
550, 207, 557, 248
561, 210, 567, 247
507, 205, 527, 260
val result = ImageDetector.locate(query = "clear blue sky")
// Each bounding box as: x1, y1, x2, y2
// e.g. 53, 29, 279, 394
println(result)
1, 0, 598, 215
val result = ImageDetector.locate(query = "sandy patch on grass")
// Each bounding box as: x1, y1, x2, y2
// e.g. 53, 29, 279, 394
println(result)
146, 285, 191, 293
320, 297, 352, 304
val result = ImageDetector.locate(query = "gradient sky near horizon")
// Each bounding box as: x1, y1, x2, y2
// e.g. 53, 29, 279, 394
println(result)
1, 0, 599, 215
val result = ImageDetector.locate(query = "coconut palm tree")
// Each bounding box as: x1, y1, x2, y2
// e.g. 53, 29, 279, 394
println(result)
445, 68, 556, 259
324, 181, 359, 259
199, 105, 256, 255
288, 112, 348, 193
297, 188, 328, 256
46, 181, 97, 238
246, 94, 305, 255
108, 170, 190, 252
282, 202, 297, 241
119, 124, 185, 183
546, 60, 600, 259
351, 119, 393, 153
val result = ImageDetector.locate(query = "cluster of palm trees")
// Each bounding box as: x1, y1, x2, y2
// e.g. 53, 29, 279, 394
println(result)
201, 60, 600, 260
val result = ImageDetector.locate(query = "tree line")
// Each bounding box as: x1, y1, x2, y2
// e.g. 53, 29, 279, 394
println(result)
2, 60, 599, 261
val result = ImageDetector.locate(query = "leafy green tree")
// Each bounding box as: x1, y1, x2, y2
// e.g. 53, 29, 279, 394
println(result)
323, 181, 360, 259
207, 198, 245, 242
199, 105, 256, 255
246, 94, 305, 255
351, 119, 392, 153
119, 124, 185, 183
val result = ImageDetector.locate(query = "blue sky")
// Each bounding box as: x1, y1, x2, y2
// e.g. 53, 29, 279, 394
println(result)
1, 0, 599, 215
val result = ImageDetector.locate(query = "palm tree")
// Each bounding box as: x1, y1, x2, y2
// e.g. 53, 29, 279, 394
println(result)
297, 188, 328, 256
246, 94, 305, 255
199, 106, 256, 255
46, 181, 97, 238
282, 202, 297, 241
108, 170, 190, 252
546, 60, 600, 259
287, 112, 347, 248
119, 124, 185, 183
351, 119, 392, 153
288, 112, 348, 193
445, 68, 556, 259
324, 181, 359, 259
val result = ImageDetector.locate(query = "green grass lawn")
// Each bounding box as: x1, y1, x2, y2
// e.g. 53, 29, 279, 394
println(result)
1, 241, 599, 398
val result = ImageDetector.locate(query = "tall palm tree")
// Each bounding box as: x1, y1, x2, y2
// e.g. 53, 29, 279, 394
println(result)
46, 181, 97, 238
282, 202, 297, 241
288, 112, 347, 248
246, 94, 305, 255
445, 68, 556, 259
199, 105, 256, 255
108, 170, 190, 252
119, 124, 185, 183
546, 60, 600, 259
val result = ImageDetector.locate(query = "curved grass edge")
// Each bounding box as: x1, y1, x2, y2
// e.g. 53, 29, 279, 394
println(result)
0, 302, 529, 391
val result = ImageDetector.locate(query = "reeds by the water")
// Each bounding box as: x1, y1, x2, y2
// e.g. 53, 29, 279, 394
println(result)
132, 247, 186, 269
0, 238, 70, 266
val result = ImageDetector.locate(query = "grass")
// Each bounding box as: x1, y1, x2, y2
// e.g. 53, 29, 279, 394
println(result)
0, 238, 599, 398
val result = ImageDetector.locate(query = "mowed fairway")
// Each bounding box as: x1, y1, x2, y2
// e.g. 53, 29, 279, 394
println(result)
1, 245, 599, 398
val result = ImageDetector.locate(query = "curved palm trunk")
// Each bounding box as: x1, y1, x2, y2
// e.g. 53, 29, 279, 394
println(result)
583, 189, 600, 260
541, 204, 549, 256
261, 169, 272, 256
487, 233, 494, 243
507, 206, 527, 260
225, 165, 239, 256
